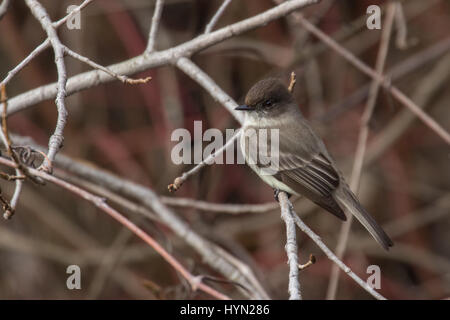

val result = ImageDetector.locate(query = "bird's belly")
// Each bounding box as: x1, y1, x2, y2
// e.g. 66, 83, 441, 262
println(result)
240, 127, 299, 195
245, 158, 299, 196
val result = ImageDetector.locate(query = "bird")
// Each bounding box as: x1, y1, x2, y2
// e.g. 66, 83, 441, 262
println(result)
235, 78, 393, 250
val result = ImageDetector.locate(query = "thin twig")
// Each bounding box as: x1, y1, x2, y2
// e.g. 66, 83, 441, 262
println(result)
0, 156, 230, 300
0, 40, 51, 87
168, 129, 241, 192
0, 85, 24, 219
278, 192, 301, 300
298, 254, 315, 271
0, 0, 93, 87
394, 2, 408, 49
162, 196, 280, 214
0, 187, 13, 215
281, 1, 450, 145
366, 52, 450, 166
53, 0, 94, 28
25, 0, 69, 172
86, 226, 135, 299
176, 57, 244, 122
0, 0, 10, 21
0, 87, 27, 182
11, 133, 269, 299
63, 45, 151, 84
169, 57, 244, 191
204, 0, 233, 34
146, 0, 165, 52
3, 0, 321, 300
287, 71, 297, 93
326, 3, 396, 300
7, 0, 319, 115
318, 36, 450, 123
282, 196, 387, 300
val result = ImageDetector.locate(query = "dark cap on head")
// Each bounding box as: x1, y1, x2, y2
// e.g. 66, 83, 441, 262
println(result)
235, 78, 293, 112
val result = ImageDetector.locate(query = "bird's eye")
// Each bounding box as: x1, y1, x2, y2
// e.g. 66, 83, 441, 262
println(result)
264, 99, 273, 106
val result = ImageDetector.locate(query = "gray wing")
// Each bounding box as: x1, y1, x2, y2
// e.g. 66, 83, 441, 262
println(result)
244, 118, 347, 220
276, 119, 346, 220
248, 116, 392, 249
278, 151, 346, 220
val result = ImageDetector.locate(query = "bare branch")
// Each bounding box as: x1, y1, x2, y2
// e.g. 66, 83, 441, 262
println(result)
326, 3, 396, 300
394, 2, 408, 49
24, 0, 69, 172
286, 200, 387, 300
0, 156, 230, 300
63, 45, 151, 84
278, 1, 450, 145
176, 57, 243, 122
7, 0, 318, 115
162, 196, 279, 214
276, 194, 386, 299
319, 36, 450, 123
366, 51, 450, 166
0, 40, 50, 87
287, 71, 297, 93
168, 56, 247, 190
0, 0, 10, 21
53, 0, 94, 28
10, 134, 270, 299
298, 254, 315, 271
278, 192, 301, 300
0, 85, 22, 219
168, 57, 243, 191
204, 0, 233, 34
168, 129, 241, 192
146, 0, 165, 52
0, 0, 93, 87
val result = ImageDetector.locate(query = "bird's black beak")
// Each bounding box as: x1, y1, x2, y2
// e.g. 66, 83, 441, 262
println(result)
235, 104, 252, 111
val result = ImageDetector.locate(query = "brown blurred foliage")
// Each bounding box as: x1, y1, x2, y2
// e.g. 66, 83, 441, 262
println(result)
0, 0, 449, 299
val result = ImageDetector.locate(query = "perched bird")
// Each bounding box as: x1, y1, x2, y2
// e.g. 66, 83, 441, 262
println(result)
235, 78, 393, 250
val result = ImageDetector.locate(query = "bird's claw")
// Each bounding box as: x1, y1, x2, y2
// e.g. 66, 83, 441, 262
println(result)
274, 189, 291, 202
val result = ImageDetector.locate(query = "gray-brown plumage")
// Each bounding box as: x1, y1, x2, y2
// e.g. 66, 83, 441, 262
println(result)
236, 78, 393, 250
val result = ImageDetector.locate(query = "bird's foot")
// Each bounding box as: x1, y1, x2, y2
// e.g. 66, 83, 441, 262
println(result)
274, 189, 291, 202
274, 189, 280, 202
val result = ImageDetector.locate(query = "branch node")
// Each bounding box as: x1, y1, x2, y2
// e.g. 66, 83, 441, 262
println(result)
288, 71, 297, 93
298, 254, 316, 271
168, 176, 184, 192
189, 275, 204, 292
125, 76, 152, 85
3, 209, 14, 220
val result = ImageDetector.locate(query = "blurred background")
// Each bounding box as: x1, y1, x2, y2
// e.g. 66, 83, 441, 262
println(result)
0, 0, 449, 299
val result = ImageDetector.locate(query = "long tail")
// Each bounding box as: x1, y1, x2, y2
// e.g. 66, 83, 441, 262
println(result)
334, 186, 393, 250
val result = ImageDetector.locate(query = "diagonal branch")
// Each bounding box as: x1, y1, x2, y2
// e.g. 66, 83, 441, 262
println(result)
10, 134, 270, 299
0, 156, 230, 300
53, 0, 94, 28
0, 0, 94, 87
276, 0, 450, 146
169, 57, 244, 191
176, 57, 243, 122
277, 195, 387, 300
291, 206, 387, 300
146, 0, 165, 52
24, 0, 69, 172
326, 3, 396, 300
204, 0, 233, 34
7, 0, 318, 115
63, 45, 151, 84
0, 0, 10, 21
0, 85, 23, 219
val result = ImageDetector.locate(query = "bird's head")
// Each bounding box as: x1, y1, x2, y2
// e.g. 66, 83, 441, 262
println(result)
235, 78, 294, 116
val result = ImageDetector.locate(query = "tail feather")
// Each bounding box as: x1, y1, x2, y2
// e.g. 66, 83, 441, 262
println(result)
334, 187, 393, 250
